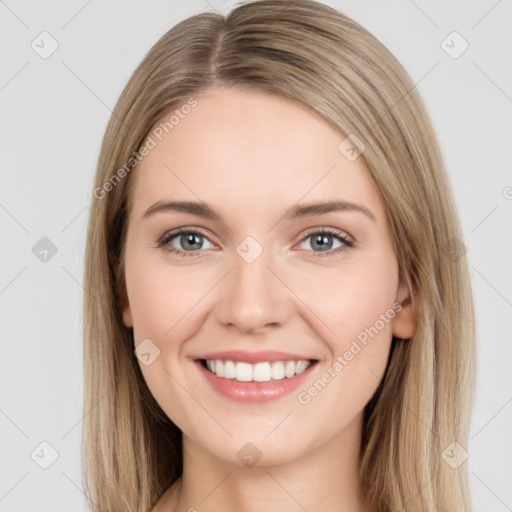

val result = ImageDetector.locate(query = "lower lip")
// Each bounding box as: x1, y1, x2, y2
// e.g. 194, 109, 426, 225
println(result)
195, 360, 317, 403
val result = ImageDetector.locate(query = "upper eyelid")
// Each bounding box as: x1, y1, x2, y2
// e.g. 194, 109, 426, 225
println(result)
301, 226, 352, 240
162, 226, 215, 242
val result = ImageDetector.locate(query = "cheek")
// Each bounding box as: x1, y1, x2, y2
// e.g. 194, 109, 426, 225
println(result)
125, 249, 208, 341
124, 249, 207, 432
291, 256, 399, 349
288, 255, 399, 407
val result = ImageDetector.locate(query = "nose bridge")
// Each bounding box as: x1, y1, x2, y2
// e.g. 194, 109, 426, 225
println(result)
216, 234, 289, 332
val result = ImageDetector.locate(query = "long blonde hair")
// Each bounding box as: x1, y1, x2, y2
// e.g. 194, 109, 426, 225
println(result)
82, 1, 476, 510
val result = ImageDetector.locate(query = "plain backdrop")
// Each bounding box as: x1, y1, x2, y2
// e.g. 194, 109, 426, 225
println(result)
1, 0, 511, 510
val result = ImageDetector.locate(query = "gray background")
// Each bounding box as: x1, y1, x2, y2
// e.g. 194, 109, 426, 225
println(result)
1, 0, 511, 510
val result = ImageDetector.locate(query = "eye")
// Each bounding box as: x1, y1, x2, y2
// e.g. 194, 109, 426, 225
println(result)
298, 228, 353, 257
157, 227, 353, 258
158, 228, 215, 257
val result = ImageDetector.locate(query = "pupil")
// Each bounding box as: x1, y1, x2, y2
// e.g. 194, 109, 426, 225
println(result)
313, 234, 332, 251
183, 234, 201, 250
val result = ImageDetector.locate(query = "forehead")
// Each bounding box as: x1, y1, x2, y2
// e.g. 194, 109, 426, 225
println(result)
128, 86, 385, 223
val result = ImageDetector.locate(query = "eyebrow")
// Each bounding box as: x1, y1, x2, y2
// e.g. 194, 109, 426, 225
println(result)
142, 200, 376, 222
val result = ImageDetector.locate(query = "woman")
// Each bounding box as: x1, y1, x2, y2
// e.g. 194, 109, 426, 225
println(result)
82, 1, 476, 510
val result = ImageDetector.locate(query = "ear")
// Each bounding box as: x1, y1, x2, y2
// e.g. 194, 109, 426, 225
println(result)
119, 285, 133, 328
392, 277, 416, 339
123, 303, 133, 328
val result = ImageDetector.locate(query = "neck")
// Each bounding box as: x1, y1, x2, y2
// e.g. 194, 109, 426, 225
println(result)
169, 413, 369, 512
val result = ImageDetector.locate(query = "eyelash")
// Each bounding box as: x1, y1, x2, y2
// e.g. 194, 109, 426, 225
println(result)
157, 227, 354, 258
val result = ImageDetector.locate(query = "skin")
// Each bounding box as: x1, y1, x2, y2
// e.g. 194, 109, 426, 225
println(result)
121, 85, 416, 512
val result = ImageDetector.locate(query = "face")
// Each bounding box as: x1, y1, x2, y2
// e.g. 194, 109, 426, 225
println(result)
121, 85, 415, 466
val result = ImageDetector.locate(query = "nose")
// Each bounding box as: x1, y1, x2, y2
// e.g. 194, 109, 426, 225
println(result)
215, 243, 292, 334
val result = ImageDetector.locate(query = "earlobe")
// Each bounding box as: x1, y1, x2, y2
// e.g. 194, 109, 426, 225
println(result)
119, 279, 133, 328
123, 306, 133, 328
392, 279, 417, 340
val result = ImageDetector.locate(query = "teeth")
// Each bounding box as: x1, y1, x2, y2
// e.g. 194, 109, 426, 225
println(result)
223, 360, 236, 379
295, 360, 309, 374
253, 362, 271, 382
284, 361, 295, 378
204, 359, 312, 382
271, 361, 285, 380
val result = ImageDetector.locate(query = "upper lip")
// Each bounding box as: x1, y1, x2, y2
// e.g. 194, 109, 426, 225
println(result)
195, 350, 317, 364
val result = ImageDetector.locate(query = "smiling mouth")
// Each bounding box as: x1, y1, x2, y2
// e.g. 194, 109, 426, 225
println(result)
199, 358, 317, 383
